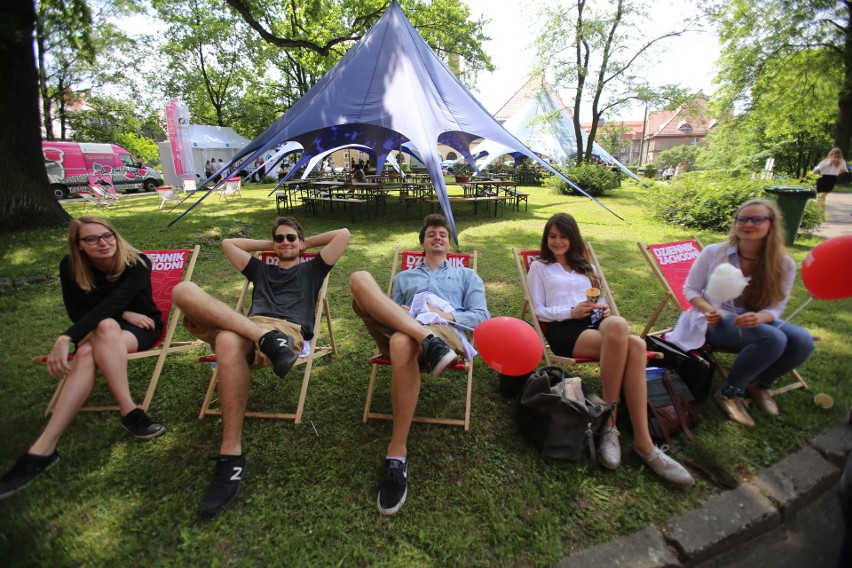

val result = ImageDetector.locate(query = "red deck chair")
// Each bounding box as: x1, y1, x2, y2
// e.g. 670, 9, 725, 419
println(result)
197, 251, 335, 423
637, 238, 810, 395
87, 175, 123, 200
38, 246, 204, 415
362, 248, 477, 430
514, 245, 662, 368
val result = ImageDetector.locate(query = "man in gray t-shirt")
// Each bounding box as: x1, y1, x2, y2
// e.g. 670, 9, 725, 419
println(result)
172, 217, 349, 517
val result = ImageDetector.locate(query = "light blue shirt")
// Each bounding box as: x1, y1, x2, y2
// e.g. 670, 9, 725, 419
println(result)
683, 242, 795, 320
391, 259, 490, 331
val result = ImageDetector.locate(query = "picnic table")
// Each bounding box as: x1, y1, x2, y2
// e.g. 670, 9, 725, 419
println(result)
459, 179, 525, 213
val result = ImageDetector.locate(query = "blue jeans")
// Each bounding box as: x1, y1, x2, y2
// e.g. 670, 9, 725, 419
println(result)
706, 316, 814, 396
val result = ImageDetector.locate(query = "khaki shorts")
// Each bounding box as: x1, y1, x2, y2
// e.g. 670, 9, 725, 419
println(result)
183, 314, 304, 370
352, 300, 463, 363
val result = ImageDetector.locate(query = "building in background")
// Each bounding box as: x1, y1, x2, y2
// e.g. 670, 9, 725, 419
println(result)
584, 92, 717, 166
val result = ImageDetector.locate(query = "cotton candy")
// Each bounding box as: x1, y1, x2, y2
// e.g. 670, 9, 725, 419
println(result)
706, 263, 750, 303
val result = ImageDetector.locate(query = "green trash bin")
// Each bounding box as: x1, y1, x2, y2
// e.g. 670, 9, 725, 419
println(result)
764, 186, 817, 246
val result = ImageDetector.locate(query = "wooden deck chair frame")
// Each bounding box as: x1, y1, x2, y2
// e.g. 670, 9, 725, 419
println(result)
181, 177, 197, 194
514, 245, 663, 368
218, 177, 242, 200
88, 175, 123, 201
155, 186, 180, 209
198, 251, 336, 423
362, 247, 477, 430
636, 238, 810, 395
76, 190, 110, 208
89, 185, 116, 205
40, 246, 204, 415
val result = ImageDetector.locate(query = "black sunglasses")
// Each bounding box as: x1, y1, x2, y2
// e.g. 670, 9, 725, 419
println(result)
273, 233, 299, 243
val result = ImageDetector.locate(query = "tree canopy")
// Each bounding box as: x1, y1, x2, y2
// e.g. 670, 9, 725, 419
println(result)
1, 0, 493, 231
533, 0, 697, 164
709, 0, 851, 156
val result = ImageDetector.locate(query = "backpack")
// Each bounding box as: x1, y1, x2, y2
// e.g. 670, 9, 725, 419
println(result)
645, 335, 715, 402
646, 367, 700, 444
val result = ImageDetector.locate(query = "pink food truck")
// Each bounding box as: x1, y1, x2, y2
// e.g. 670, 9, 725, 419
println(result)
42, 141, 163, 199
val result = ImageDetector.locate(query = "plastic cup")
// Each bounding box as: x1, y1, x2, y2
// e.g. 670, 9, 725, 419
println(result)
814, 393, 834, 409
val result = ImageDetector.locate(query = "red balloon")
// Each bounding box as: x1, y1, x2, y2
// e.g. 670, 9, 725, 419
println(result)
802, 235, 852, 300
474, 317, 542, 375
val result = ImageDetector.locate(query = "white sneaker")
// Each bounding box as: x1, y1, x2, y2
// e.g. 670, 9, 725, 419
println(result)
636, 445, 695, 487
598, 427, 621, 470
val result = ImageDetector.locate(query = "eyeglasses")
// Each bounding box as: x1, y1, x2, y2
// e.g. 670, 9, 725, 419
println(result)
273, 233, 299, 243
735, 215, 773, 226
79, 231, 116, 245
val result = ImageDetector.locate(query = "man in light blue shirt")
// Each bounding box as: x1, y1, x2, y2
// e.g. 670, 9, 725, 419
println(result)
350, 214, 490, 516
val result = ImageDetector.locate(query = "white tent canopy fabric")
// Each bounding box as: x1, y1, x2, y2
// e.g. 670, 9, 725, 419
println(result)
160, 125, 252, 186
188, 125, 251, 149
172, 1, 622, 235
474, 84, 645, 185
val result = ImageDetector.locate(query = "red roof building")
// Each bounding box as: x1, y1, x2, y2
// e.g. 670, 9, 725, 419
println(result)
583, 92, 717, 166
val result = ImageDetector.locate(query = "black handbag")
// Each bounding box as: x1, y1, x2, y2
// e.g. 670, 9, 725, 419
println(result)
516, 367, 614, 467
645, 335, 715, 402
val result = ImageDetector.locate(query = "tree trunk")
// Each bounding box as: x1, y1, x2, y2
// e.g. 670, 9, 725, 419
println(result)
0, 0, 70, 231
35, 10, 53, 141
835, 8, 852, 157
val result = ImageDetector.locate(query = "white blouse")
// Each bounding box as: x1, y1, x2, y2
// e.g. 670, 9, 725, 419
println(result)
527, 260, 596, 322
814, 159, 849, 176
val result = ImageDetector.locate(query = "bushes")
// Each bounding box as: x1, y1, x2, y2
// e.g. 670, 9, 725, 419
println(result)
798, 200, 825, 235
646, 171, 824, 234
546, 163, 621, 197
654, 145, 703, 173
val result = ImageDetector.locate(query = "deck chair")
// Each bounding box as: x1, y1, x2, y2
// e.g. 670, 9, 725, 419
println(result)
513, 246, 662, 368
181, 177, 197, 194
637, 238, 810, 395
155, 186, 180, 209
197, 251, 336, 423
76, 190, 110, 208
89, 185, 113, 203
217, 176, 242, 200
363, 248, 477, 430
38, 246, 204, 415
88, 175, 123, 200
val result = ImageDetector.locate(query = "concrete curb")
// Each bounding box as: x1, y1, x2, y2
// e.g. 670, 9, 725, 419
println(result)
557, 419, 851, 567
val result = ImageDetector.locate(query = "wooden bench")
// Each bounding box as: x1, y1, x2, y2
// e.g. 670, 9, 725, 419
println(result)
503, 187, 529, 211
427, 195, 513, 217
275, 191, 292, 215
302, 196, 369, 221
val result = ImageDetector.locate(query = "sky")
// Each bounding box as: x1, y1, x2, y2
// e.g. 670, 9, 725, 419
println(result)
461, 0, 720, 120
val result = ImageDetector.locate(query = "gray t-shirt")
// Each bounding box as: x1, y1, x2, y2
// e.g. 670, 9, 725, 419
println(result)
242, 254, 332, 340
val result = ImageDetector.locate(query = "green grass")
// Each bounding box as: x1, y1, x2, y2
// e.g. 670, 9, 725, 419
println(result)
0, 183, 849, 566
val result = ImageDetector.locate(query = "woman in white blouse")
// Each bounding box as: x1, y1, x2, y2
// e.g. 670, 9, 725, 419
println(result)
813, 147, 849, 212
683, 199, 814, 426
527, 213, 693, 487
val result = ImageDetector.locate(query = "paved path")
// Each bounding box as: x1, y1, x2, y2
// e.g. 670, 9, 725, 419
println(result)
816, 191, 852, 238
557, 419, 851, 567
694, 487, 843, 568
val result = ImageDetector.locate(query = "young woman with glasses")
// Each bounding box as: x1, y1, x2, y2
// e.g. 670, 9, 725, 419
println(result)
0, 216, 165, 500
527, 213, 694, 487
684, 199, 815, 426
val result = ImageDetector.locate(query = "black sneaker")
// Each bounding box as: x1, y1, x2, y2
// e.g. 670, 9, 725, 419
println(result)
258, 330, 299, 377
421, 334, 457, 377
0, 452, 60, 500
121, 408, 165, 440
199, 454, 247, 516
377, 458, 408, 516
